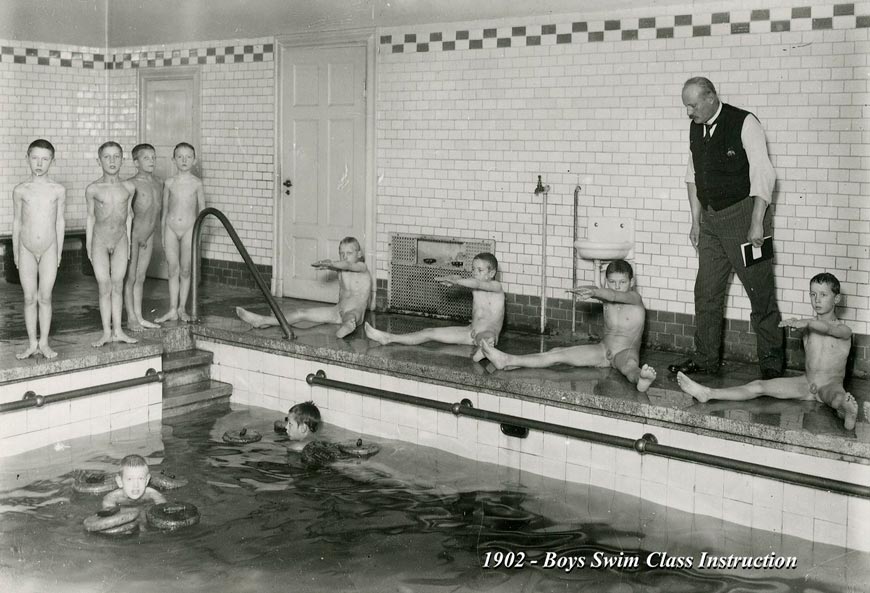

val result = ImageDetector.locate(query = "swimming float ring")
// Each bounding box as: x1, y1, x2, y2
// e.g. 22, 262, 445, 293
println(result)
83, 506, 141, 534
338, 438, 381, 459
146, 502, 201, 531
273, 419, 287, 433
73, 471, 116, 495
222, 427, 262, 444
149, 470, 189, 490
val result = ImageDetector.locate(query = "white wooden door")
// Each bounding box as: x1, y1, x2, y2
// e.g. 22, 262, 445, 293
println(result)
140, 69, 200, 279
280, 45, 367, 302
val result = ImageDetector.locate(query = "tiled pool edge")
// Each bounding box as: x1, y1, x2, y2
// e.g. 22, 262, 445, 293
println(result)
198, 337, 870, 552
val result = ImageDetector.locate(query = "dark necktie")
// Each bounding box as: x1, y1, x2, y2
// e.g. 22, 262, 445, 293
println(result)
704, 123, 713, 140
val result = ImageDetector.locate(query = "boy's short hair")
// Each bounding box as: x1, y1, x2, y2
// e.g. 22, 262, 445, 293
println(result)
131, 143, 156, 161
605, 259, 634, 280
98, 141, 123, 157
290, 401, 321, 433
339, 236, 364, 261
810, 272, 840, 295
118, 454, 149, 474
173, 142, 196, 158
474, 252, 498, 273
27, 139, 55, 157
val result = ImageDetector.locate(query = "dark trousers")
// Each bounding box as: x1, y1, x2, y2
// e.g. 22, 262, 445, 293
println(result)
694, 198, 784, 373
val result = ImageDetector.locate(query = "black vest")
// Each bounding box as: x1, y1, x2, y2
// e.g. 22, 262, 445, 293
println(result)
690, 103, 752, 211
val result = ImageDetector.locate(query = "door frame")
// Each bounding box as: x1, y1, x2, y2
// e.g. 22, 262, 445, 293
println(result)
274, 28, 377, 306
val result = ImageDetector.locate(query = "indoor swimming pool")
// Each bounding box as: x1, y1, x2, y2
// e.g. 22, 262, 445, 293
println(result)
1, 403, 865, 593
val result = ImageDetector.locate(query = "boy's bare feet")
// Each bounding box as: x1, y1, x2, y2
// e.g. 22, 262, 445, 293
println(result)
139, 319, 160, 329
480, 341, 514, 370
235, 307, 269, 329
676, 371, 712, 402
636, 364, 656, 393
127, 319, 144, 333
92, 333, 112, 348
38, 342, 58, 359
155, 309, 178, 323
336, 319, 357, 338
16, 343, 39, 360
364, 322, 391, 345
472, 347, 485, 362
839, 392, 858, 431
113, 330, 137, 344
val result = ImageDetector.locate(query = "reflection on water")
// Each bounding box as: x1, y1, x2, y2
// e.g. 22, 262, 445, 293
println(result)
0, 405, 860, 593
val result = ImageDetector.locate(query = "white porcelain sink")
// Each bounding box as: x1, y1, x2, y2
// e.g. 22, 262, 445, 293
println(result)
574, 240, 633, 260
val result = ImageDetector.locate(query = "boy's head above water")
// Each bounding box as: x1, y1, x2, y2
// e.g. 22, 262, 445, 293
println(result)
285, 401, 321, 441
604, 260, 634, 292
115, 454, 151, 501
339, 236, 364, 263
132, 143, 156, 172
471, 252, 498, 281
809, 272, 842, 317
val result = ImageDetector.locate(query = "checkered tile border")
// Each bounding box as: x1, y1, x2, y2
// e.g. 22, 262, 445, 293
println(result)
381, 3, 870, 53
0, 43, 274, 69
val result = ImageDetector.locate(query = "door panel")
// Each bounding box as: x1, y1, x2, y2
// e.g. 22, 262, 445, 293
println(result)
281, 45, 366, 302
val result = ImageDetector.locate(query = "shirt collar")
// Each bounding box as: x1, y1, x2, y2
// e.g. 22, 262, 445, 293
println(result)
706, 102, 723, 126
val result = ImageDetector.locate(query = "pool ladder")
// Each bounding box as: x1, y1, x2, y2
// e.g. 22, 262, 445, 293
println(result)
189, 207, 295, 339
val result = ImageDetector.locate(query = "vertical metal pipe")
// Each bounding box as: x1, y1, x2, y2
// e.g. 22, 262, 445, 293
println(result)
539, 186, 550, 334
571, 183, 581, 334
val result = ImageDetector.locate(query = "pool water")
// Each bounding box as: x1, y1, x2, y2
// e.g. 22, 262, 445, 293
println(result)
0, 404, 864, 593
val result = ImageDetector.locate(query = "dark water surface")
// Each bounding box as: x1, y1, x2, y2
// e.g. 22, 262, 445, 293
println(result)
0, 405, 864, 593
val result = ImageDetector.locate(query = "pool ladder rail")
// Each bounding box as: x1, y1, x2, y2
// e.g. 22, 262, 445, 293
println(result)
189, 207, 296, 340
306, 369, 870, 501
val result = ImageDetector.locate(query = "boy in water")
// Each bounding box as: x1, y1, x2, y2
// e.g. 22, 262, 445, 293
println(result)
677, 273, 859, 430
124, 144, 163, 332
482, 260, 657, 393
365, 252, 504, 362
155, 142, 205, 323
101, 454, 166, 509
85, 142, 137, 347
236, 237, 371, 338
284, 401, 322, 451
12, 139, 66, 359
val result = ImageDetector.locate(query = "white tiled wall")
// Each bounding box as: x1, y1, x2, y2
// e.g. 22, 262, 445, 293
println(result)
375, 0, 870, 333
0, 357, 163, 457
0, 40, 109, 239
201, 339, 870, 552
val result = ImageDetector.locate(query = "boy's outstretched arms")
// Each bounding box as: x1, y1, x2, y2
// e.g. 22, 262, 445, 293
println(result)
434, 275, 502, 292
568, 285, 643, 306
312, 259, 368, 273
779, 317, 852, 339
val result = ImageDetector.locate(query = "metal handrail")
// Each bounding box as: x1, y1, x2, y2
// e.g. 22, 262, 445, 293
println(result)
306, 370, 870, 500
190, 207, 295, 339
0, 369, 164, 414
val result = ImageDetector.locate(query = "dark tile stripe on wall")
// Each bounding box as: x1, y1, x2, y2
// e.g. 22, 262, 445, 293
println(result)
380, 3, 866, 53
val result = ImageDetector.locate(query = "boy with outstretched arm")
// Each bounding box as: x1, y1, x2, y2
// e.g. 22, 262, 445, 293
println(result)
124, 143, 163, 331
12, 139, 66, 359
236, 237, 371, 338
677, 273, 859, 430
365, 252, 503, 362
155, 142, 205, 323
85, 141, 137, 347
482, 260, 657, 393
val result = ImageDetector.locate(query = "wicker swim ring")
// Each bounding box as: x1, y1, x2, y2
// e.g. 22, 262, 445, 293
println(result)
146, 502, 201, 531
73, 471, 116, 495
83, 506, 141, 534
149, 470, 189, 491
338, 438, 381, 459
273, 419, 287, 433
222, 427, 262, 444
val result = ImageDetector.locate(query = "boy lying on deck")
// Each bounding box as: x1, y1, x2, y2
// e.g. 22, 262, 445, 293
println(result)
677, 272, 859, 430
482, 260, 657, 393
364, 252, 503, 362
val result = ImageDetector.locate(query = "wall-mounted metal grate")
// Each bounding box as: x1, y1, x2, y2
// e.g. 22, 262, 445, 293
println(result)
389, 234, 495, 320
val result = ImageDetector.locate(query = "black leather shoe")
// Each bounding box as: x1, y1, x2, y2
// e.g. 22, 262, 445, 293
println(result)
760, 369, 783, 380
668, 359, 716, 375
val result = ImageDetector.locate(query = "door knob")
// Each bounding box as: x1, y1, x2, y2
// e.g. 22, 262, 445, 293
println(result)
283, 179, 293, 188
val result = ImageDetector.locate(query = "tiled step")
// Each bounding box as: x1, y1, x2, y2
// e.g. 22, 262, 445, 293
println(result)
163, 379, 232, 418
162, 349, 214, 389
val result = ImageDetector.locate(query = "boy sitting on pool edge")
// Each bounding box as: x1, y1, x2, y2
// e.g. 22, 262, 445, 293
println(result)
365, 252, 503, 362
677, 272, 859, 430
236, 237, 372, 338
101, 454, 167, 509
482, 260, 656, 393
